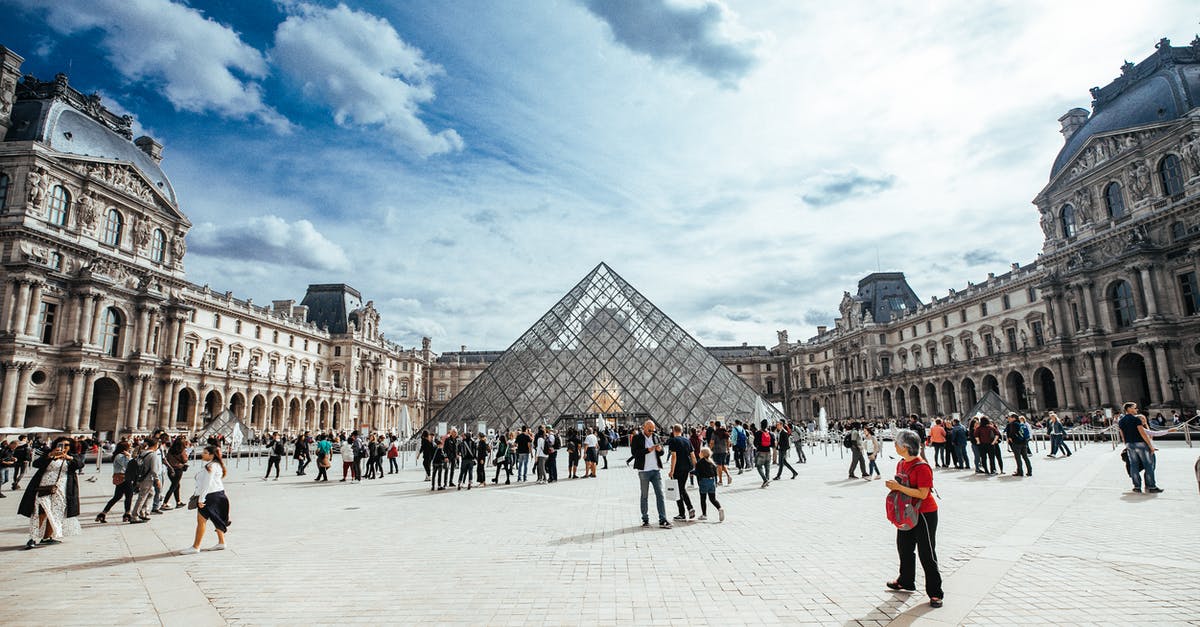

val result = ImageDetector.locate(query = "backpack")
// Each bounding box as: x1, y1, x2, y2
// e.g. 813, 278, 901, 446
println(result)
1020, 423, 1031, 442
843, 433, 854, 449
735, 428, 747, 447
129, 453, 152, 484
885, 460, 929, 530
758, 431, 771, 448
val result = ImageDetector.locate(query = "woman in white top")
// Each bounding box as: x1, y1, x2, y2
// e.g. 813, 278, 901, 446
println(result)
181, 445, 230, 555
864, 427, 882, 479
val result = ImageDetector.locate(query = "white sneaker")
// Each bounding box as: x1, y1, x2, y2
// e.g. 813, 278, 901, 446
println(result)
179, 547, 200, 555
207, 544, 226, 551
697, 514, 707, 521
718, 508, 725, 522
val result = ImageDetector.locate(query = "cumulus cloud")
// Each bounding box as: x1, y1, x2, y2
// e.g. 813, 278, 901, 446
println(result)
710, 304, 762, 323
963, 249, 1005, 266
803, 309, 833, 326
581, 0, 758, 86
801, 170, 896, 207
271, 3, 464, 156
188, 215, 350, 272
12, 0, 288, 131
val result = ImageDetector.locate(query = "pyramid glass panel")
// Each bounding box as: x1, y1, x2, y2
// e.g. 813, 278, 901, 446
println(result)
420, 263, 787, 434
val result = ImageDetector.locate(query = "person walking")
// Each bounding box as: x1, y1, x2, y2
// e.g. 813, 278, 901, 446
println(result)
753, 420, 774, 488
773, 423, 798, 480
164, 437, 188, 510
179, 445, 230, 554
865, 426, 882, 479
339, 435, 356, 482
709, 422, 733, 485
667, 424, 696, 522
847, 423, 868, 480
1005, 414, 1032, 477
884, 428, 943, 608
294, 432, 311, 476
10, 435, 30, 490
598, 426, 611, 470
631, 421, 670, 528
493, 432, 513, 485
731, 421, 748, 475
96, 441, 134, 523
315, 435, 332, 482
19, 437, 83, 550
1046, 413, 1072, 458
131, 439, 162, 523
475, 433, 490, 486
387, 436, 400, 475
1119, 402, 1162, 493
968, 416, 984, 473
693, 446, 724, 522
264, 434, 283, 481
430, 438, 448, 491
583, 428, 599, 478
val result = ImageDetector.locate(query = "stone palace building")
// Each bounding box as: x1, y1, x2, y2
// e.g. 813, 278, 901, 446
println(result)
0, 46, 431, 437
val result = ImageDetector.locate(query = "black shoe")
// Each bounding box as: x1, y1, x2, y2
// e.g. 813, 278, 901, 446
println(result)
1131, 487, 1142, 493
659, 521, 672, 529
886, 581, 915, 592
1147, 487, 1164, 493
40, 538, 61, 545
22, 539, 36, 550
95, 513, 106, 523
641, 521, 650, 527
673, 515, 686, 521
0, 493, 6, 498
929, 598, 943, 608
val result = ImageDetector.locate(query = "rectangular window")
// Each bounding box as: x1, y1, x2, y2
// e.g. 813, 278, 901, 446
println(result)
332, 371, 341, 387
184, 342, 195, 366
1179, 272, 1200, 316
980, 302, 989, 316
213, 313, 221, 328
235, 320, 242, 334
911, 325, 917, 337
304, 339, 309, 351
765, 363, 772, 372
229, 350, 241, 369
400, 381, 409, 397
150, 326, 160, 355
402, 361, 409, 370
269, 359, 278, 376
984, 334, 994, 356
1002, 295, 1011, 310
38, 301, 57, 344
206, 346, 218, 369
765, 380, 775, 395
878, 333, 885, 344
942, 315, 949, 329
1028, 287, 1037, 303
335, 346, 342, 357
899, 329, 904, 341
735, 364, 742, 373
255, 325, 262, 339
289, 335, 294, 347
959, 309, 967, 323
437, 388, 447, 402
925, 321, 932, 333
880, 357, 890, 376
1031, 321, 1045, 347
1071, 303, 1081, 331
1006, 327, 1017, 352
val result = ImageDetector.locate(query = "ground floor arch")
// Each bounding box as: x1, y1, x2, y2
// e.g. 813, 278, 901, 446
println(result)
176, 387, 196, 429
1034, 367, 1058, 410
1116, 352, 1151, 409
1006, 371, 1028, 410
89, 377, 121, 433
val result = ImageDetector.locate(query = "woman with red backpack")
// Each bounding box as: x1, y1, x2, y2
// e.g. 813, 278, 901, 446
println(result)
884, 428, 943, 608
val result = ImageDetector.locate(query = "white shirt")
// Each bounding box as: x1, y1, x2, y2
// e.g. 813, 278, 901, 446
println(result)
193, 462, 225, 497
584, 434, 598, 449
535, 437, 549, 458
641, 435, 660, 471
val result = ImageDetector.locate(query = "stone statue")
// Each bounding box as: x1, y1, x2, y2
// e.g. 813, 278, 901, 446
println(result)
1074, 187, 1093, 223
1181, 133, 1200, 178
170, 234, 186, 261
26, 168, 45, 211
1039, 208, 1055, 239
0, 76, 15, 120
776, 330, 788, 345
132, 215, 151, 250
1128, 160, 1151, 200
77, 193, 96, 228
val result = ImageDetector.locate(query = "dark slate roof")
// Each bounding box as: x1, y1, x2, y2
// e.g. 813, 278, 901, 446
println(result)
856, 272, 921, 323
705, 346, 772, 359
300, 284, 363, 334
435, 351, 504, 364
1051, 39, 1200, 179
5, 74, 176, 204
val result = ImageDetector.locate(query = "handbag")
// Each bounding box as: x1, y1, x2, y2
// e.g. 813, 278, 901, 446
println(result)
112, 473, 125, 486
187, 495, 200, 510
36, 461, 66, 497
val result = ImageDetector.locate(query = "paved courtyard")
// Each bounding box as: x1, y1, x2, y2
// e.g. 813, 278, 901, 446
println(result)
1, 437, 1197, 626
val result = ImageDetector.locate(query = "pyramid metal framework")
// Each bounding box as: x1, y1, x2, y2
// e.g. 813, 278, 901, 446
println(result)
423, 263, 787, 434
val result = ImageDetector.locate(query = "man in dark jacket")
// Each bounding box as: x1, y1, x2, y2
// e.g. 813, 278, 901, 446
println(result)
443, 430, 459, 487
11, 435, 30, 490
1005, 414, 1032, 477
264, 434, 284, 481
419, 431, 436, 480
631, 420, 670, 528
294, 432, 311, 476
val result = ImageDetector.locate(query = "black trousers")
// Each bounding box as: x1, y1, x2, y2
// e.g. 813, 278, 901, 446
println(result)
431, 463, 448, 489
987, 444, 1004, 473
389, 457, 399, 473
494, 460, 512, 483
674, 476, 693, 516
546, 453, 558, 482
896, 511, 943, 598
732, 447, 746, 469
316, 461, 329, 481
265, 456, 281, 479
775, 452, 797, 479
164, 467, 184, 505
1012, 443, 1032, 475
422, 456, 432, 477
102, 480, 134, 514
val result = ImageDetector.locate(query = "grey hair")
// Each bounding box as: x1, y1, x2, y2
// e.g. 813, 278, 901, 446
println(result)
894, 428, 922, 457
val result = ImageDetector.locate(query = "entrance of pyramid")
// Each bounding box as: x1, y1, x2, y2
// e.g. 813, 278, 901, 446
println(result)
551, 412, 656, 434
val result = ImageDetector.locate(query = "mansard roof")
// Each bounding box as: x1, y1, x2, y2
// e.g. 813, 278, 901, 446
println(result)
1050, 37, 1200, 179
300, 284, 363, 334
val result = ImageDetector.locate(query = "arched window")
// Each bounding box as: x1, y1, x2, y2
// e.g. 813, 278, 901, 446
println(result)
48, 185, 70, 226
103, 209, 123, 246
1159, 154, 1184, 196
0, 173, 9, 210
101, 308, 123, 357
1060, 204, 1077, 238
1104, 182, 1125, 218
151, 229, 166, 263
1110, 281, 1136, 329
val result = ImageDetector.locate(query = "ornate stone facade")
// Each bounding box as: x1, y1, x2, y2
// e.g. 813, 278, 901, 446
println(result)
0, 52, 430, 436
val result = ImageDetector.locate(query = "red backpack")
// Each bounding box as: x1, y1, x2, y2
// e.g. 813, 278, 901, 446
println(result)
885, 460, 928, 530
759, 431, 771, 448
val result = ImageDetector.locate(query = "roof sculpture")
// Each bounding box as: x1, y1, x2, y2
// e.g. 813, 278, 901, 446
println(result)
420, 263, 787, 434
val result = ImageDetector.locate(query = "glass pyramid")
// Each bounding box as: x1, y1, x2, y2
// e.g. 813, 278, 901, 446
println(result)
424, 263, 787, 434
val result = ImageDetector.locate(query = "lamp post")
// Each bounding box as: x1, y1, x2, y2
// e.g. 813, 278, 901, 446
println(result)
1167, 375, 1184, 412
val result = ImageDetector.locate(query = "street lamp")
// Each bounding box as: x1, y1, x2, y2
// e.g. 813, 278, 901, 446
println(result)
1167, 375, 1184, 409
1023, 384, 1037, 415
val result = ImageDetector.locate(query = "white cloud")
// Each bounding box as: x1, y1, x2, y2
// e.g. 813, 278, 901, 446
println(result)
188, 215, 350, 272
271, 3, 463, 157
12, 0, 289, 131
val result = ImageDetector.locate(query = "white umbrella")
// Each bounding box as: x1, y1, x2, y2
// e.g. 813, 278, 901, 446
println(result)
23, 426, 63, 434
0, 427, 24, 435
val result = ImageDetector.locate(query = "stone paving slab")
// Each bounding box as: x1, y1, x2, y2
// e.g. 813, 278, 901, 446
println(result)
0, 439, 1197, 626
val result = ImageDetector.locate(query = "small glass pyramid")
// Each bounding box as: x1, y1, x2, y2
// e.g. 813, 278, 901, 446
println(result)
424, 263, 787, 434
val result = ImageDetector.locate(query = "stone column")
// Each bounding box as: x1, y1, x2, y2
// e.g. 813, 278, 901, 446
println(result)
122, 376, 144, 436
89, 296, 104, 345
1138, 266, 1159, 318
78, 371, 97, 432
1097, 351, 1114, 407
67, 369, 87, 432
10, 364, 32, 428
174, 319, 186, 360
52, 367, 71, 429
161, 317, 177, 361
1089, 352, 1110, 407
134, 306, 149, 355
165, 380, 181, 430
138, 377, 152, 431
1150, 343, 1172, 405
2, 279, 18, 333
22, 281, 43, 338
0, 362, 18, 427
10, 281, 31, 336
77, 295, 94, 344
1078, 282, 1097, 331
1055, 359, 1078, 409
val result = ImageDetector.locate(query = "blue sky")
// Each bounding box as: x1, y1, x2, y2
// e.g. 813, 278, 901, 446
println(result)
2, 1, 1196, 351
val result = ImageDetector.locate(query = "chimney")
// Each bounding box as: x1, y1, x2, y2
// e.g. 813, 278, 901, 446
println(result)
817, 325, 827, 335
460, 345, 466, 353
272, 299, 294, 313
292, 304, 308, 322
134, 136, 163, 163
0, 46, 25, 138
1058, 108, 1089, 142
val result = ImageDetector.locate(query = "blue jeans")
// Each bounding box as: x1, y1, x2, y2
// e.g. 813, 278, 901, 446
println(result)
1050, 434, 1072, 456
1126, 442, 1157, 489
638, 469, 667, 524
517, 453, 530, 480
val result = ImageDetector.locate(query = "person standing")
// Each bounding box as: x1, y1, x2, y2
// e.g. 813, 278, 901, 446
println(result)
315, 435, 332, 482
583, 428, 599, 478
968, 416, 984, 473
1046, 413, 1072, 458
908, 415, 927, 461
387, 436, 400, 475
773, 423, 798, 480
131, 439, 162, 523
493, 432, 513, 485
419, 431, 435, 481
534, 426, 549, 484
179, 445, 230, 555
10, 435, 30, 490
598, 426, 611, 470
950, 418, 968, 469
1005, 414, 1032, 477
515, 427, 533, 482
294, 432, 311, 476
847, 423, 868, 480
753, 420, 774, 488
929, 419, 947, 468
18, 437, 83, 550
0, 441, 15, 499
975, 417, 1002, 475
164, 437, 188, 510
339, 435, 356, 482
475, 433, 490, 486
864, 426, 882, 479
708, 422, 733, 485
566, 431, 581, 479
631, 421, 670, 528
884, 429, 943, 608
1119, 402, 1162, 493
430, 438, 448, 491
731, 421, 748, 475
667, 424, 696, 522
693, 446, 724, 522
264, 434, 283, 481
545, 429, 559, 483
